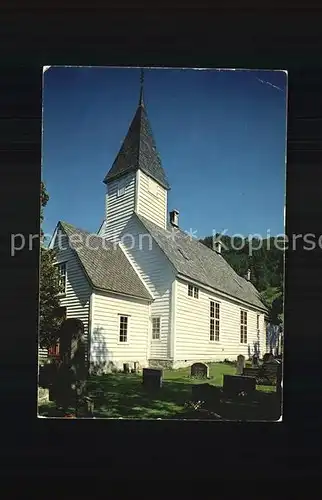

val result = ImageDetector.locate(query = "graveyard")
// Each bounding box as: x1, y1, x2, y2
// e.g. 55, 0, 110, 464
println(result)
38, 319, 281, 420
38, 356, 281, 421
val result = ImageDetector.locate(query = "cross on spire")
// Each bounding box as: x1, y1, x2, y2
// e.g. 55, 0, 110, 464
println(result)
139, 68, 144, 106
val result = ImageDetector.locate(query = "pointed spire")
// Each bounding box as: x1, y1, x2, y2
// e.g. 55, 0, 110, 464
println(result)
103, 68, 170, 190
139, 68, 144, 107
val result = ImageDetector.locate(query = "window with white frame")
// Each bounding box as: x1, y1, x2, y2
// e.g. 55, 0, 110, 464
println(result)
240, 310, 247, 343
119, 316, 128, 342
210, 301, 220, 341
152, 316, 161, 340
117, 179, 126, 197
188, 284, 199, 298
257, 314, 260, 333
57, 262, 67, 294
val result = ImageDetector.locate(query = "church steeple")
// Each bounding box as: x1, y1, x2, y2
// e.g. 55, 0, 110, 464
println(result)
139, 68, 144, 107
103, 69, 170, 191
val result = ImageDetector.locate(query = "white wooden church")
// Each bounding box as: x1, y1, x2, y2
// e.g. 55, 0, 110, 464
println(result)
49, 70, 267, 372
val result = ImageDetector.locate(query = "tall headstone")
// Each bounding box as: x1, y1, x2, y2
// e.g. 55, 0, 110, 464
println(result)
134, 361, 140, 373
71, 320, 87, 414
236, 354, 245, 375
252, 354, 259, 367
55, 318, 87, 415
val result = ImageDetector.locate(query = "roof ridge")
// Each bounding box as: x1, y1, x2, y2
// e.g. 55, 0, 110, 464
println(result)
59, 220, 104, 239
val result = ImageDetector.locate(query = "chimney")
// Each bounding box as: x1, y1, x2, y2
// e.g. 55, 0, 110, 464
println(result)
213, 238, 222, 254
246, 269, 251, 281
169, 210, 179, 228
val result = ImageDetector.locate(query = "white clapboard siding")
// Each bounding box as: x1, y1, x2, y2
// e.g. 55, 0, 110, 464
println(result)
53, 231, 92, 352
105, 172, 136, 242
38, 347, 48, 363
174, 277, 266, 366
120, 215, 175, 360
136, 170, 167, 229
90, 291, 150, 370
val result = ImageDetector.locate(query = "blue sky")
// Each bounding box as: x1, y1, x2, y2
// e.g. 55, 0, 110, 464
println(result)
42, 67, 287, 240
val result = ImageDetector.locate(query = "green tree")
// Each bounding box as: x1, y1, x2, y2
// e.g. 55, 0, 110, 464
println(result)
39, 182, 64, 348
260, 286, 283, 325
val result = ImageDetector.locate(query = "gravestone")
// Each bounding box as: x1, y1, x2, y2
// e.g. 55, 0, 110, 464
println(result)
252, 354, 259, 367
261, 360, 279, 385
190, 362, 209, 379
55, 319, 88, 416
236, 354, 246, 375
142, 368, 162, 390
263, 352, 274, 364
134, 361, 140, 373
223, 374, 256, 397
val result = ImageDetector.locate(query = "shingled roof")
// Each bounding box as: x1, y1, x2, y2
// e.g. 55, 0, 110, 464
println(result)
103, 100, 170, 190
58, 221, 152, 301
135, 214, 267, 311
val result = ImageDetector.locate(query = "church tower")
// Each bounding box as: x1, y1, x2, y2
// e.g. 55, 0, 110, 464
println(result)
103, 69, 170, 242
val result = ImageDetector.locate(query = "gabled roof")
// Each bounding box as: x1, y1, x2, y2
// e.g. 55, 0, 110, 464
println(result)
103, 102, 170, 190
56, 221, 152, 301
135, 214, 267, 311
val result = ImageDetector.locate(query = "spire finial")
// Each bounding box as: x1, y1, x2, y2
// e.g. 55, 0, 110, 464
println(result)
139, 68, 144, 106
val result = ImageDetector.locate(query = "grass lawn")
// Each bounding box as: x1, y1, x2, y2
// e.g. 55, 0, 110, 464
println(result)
39, 362, 277, 420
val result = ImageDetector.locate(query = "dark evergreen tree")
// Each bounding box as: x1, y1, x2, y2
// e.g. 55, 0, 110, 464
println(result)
39, 182, 64, 348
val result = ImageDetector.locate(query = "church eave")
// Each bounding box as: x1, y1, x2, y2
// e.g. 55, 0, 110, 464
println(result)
103, 165, 138, 185
104, 166, 170, 190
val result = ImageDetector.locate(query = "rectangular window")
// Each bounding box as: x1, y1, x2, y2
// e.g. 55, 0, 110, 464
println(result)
188, 284, 199, 298
57, 262, 67, 294
210, 301, 220, 341
119, 316, 128, 342
117, 180, 126, 197
240, 310, 247, 343
215, 302, 220, 341
152, 317, 161, 340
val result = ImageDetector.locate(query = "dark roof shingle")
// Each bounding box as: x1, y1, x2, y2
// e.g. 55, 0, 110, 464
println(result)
58, 221, 152, 301
103, 104, 170, 190
135, 214, 267, 311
